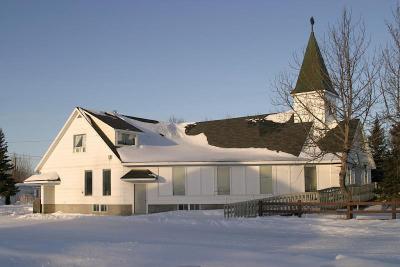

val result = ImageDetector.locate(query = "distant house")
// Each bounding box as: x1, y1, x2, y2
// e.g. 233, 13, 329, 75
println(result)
25, 26, 374, 215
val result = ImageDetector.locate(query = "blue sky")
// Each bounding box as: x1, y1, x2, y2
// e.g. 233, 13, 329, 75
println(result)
0, 0, 396, 165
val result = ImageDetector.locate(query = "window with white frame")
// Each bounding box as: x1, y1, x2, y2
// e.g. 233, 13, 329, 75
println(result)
260, 166, 273, 194
73, 134, 86, 152
103, 169, 111, 196
217, 166, 230, 195
116, 131, 136, 146
172, 167, 186, 196
363, 166, 369, 184
93, 204, 99, 212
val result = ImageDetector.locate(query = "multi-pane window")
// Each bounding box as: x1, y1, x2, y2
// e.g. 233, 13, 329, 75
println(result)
117, 132, 135, 146
100, 204, 108, 212
217, 166, 230, 195
93, 204, 99, 212
84, 170, 92, 196
73, 134, 86, 152
172, 167, 186, 196
260, 166, 273, 194
103, 169, 111, 196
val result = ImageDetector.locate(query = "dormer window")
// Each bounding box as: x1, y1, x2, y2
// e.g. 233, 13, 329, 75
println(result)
117, 131, 136, 146
73, 134, 86, 152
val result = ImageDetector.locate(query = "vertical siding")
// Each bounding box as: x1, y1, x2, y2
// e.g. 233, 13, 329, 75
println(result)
200, 167, 215, 195
186, 167, 201, 196
231, 166, 246, 195
158, 167, 172, 196
290, 165, 304, 193
276, 166, 290, 194
330, 165, 341, 187
245, 166, 259, 195
317, 165, 332, 190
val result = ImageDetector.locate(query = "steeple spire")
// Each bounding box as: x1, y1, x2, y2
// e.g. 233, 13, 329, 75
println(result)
291, 17, 337, 96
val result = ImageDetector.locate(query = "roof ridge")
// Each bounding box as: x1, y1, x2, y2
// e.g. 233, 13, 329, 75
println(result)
193, 113, 274, 124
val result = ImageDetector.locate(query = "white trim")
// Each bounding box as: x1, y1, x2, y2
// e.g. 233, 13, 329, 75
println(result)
115, 130, 138, 147
35, 109, 79, 172
122, 160, 341, 167
24, 180, 61, 185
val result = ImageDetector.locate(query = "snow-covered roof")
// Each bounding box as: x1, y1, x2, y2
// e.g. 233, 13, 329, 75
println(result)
24, 172, 60, 185
82, 110, 312, 164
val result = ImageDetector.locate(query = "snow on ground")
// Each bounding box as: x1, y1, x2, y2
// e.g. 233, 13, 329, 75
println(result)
0, 205, 399, 267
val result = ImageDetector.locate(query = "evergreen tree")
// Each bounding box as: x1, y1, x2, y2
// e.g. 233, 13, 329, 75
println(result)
380, 123, 400, 199
0, 129, 18, 205
368, 117, 387, 182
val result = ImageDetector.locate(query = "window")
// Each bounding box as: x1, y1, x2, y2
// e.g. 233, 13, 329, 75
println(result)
260, 166, 273, 194
172, 167, 186, 195
345, 167, 354, 185
117, 132, 135, 146
103, 169, 111, 196
178, 204, 188, 210
364, 166, 369, 184
93, 204, 107, 212
93, 204, 99, 212
73, 134, 86, 152
84, 170, 92, 196
100, 204, 108, 212
304, 166, 317, 192
217, 166, 230, 195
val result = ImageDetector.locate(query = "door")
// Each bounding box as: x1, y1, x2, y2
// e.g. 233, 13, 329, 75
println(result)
134, 184, 147, 214
304, 166, 317, 192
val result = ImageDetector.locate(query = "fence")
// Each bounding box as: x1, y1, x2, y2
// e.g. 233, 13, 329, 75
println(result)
257, 200, 399, 219
224, 184, 378, 219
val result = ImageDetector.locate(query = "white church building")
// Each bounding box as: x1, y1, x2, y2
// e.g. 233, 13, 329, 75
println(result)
25, 25, 374, 215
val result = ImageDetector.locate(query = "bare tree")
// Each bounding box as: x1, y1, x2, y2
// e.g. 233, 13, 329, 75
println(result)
11, 153, 34, 183
274, 9, 379, 198
168, 115, 185, 124
381, 4, 400, 124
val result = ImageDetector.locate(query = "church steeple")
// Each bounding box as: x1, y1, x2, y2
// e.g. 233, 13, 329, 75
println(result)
291, 17, 336, 96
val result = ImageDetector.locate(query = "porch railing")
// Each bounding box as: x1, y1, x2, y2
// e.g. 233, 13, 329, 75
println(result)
224, 183, 376, 219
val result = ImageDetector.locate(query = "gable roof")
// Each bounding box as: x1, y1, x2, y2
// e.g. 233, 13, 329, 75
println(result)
291, 31, 337, 95
185, 114, 313, 157
81, 109, 121, 160
318, 119, 361, 153
35, 108, 123, 172
82, 109, 143, 132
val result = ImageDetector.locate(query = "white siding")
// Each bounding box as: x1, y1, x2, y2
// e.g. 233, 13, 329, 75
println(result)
330, 165, 341, 187
186, 167, 201, 196
200, 167, 215, 195
290, 165, 304, 193
40, 111, 131, 206
276, 166, 290, 194
158, 167, 172, 196
245, 166, 259, 195
317, 165, 331, 190
231, 166, 246, 195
